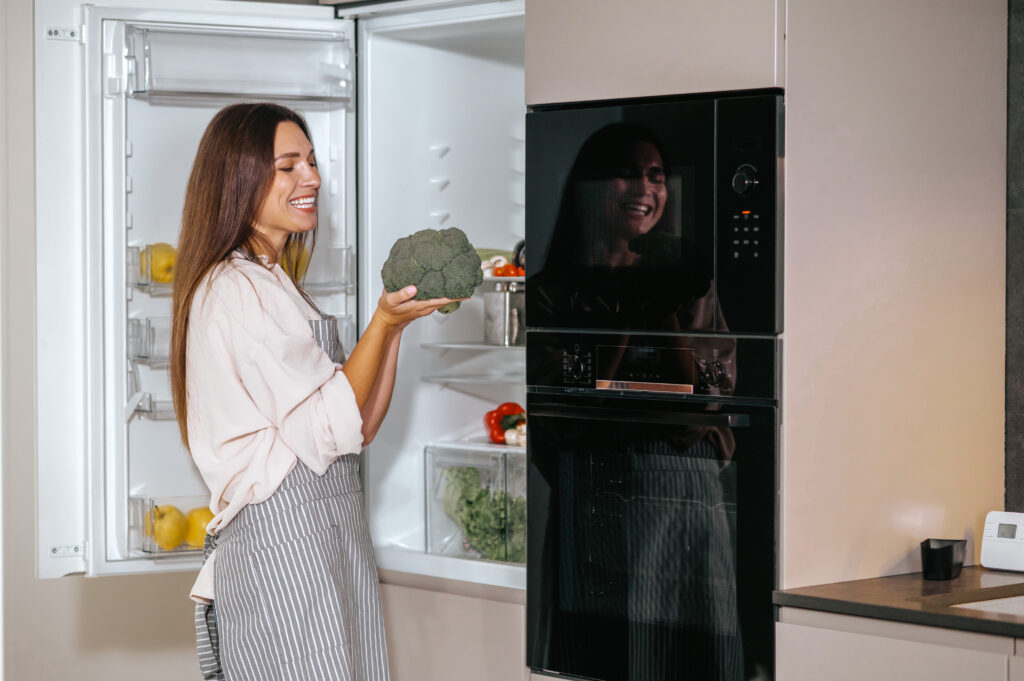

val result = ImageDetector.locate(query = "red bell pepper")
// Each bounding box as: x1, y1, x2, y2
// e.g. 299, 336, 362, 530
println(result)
484, 402, 524, 443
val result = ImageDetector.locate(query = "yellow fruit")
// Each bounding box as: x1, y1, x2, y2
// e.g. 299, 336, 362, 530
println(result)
281, 241, 311, 281
141, 243, 176, 284
148, 504, 187, 550
184, 506, 215, 549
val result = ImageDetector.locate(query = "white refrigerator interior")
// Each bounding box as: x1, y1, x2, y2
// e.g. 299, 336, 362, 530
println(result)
35, 0, 526, 590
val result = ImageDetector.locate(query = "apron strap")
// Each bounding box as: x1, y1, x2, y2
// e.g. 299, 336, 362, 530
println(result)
195, 533, 225, 680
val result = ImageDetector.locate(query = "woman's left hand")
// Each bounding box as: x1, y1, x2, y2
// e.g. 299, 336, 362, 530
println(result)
374, 285, 464, 330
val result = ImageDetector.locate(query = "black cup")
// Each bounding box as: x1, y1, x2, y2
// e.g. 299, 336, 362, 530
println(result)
920, 538, 966, 580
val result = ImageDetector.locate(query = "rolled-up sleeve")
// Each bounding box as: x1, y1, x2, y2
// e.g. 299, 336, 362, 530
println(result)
186, 263, 363, 534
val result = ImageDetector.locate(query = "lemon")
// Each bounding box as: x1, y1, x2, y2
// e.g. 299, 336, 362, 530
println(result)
141, 243, 176, 284
147, 504, 187, 550
281, 241, 311, 281
184, 506, 215, 549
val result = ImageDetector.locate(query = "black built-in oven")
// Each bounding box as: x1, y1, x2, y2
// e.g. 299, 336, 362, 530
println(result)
525, 90, 782, 681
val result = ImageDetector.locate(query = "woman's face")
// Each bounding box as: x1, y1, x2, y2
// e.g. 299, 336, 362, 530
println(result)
253, 121, 321, 249
601, 140, 667, 238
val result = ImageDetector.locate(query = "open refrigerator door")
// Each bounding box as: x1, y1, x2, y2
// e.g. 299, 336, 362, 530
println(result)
36, 0, 354, 577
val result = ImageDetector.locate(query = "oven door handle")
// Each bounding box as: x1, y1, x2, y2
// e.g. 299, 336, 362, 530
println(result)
528, 405, 762, 428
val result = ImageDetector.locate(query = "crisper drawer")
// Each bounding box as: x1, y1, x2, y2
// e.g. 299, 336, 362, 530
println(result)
425, 442, 526, 565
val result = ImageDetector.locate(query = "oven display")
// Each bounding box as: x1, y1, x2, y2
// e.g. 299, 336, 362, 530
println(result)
595, 345, 695, 393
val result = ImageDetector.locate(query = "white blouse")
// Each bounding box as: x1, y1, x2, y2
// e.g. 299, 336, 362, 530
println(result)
187, 252, 363, 603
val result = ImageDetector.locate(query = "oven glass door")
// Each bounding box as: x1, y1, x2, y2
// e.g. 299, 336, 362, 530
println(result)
525, 99, 717, 333
526, 394, 776, 681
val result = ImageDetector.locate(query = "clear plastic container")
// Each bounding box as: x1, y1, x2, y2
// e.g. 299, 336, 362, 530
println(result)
127, 243, 176, 295
304, 245, 354, 295
425, 441, 526, 564
129, 495, 211, 555
127, 316, 170, 366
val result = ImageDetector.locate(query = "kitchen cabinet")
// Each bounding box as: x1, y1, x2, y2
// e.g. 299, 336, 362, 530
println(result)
777, 608, 1016, 681
524, 0, 784, 105
379, 579, 528, 681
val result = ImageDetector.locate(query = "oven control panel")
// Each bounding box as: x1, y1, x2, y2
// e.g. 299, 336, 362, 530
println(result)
529, 332, 777, 401
561, 347, 593, 385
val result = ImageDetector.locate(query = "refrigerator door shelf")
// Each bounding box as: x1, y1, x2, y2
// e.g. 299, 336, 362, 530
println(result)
127, 316, 170, 367
126, 245, 174, 297
124, 23, 353, 101
129, 494, 210, 556
301, 244, 355, 296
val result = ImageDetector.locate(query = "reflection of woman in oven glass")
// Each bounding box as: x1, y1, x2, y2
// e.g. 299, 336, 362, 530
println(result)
540, 124, 746, 680
535, 123, 718, 332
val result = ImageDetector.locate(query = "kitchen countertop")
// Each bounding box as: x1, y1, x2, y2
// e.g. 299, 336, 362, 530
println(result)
774, 566, 1024, 638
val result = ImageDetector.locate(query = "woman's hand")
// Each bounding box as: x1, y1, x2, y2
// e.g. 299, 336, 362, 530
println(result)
373, 285, 463, 330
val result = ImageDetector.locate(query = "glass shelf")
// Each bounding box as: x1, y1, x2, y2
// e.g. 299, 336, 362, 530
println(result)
421, 372, 524, 386
421, 342, 525, 351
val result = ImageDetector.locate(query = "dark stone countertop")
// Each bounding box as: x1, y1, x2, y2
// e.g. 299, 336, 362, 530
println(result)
773, 566, 1024, 638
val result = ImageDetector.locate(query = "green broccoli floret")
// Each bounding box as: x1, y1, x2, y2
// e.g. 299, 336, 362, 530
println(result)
441, 466, 526, 563
381, 227, 484, 314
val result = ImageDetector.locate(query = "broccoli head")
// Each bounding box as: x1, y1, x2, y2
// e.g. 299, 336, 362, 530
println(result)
381, 227, 484, 314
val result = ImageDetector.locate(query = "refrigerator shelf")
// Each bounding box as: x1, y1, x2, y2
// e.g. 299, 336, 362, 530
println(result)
421, 341, 525, 351
129, 495, 210, 556
421, 372, 524, 386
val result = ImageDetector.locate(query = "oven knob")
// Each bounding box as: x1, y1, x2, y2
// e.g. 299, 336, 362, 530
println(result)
731, 164, 759, 195
568, 355, 585, 380
705, 360, 726, 387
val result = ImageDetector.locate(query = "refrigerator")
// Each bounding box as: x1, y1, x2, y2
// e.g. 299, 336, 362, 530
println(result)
34, 0, 527, 590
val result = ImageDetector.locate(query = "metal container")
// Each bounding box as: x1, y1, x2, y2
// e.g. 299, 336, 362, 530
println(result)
483, 279, 525, 346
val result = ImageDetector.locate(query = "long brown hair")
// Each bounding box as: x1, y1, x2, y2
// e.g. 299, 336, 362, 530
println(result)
170, 102, 317, 448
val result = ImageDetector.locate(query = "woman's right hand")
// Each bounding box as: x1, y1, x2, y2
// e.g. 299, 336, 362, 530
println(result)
374, 286, 463, 330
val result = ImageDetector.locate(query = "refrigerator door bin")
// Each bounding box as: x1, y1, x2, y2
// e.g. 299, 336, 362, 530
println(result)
127, 316, 170, 367
123, 23, 353, 101
129, 495, 210, 555
127, 244, 175, 295
303, 244, 355, 295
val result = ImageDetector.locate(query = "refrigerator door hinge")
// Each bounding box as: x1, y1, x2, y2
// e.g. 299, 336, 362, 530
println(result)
48, 542, 85, 558
45, 25, 84, 44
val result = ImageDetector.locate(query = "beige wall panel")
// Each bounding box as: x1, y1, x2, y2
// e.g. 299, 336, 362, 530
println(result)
781, 0, 1007, 587
380, 583, 528, 681
776, 622, 1009, 681
524, 0, 783, 105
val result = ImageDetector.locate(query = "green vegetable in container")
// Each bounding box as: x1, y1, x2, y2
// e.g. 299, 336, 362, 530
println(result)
381, 227, 484, 314
441, 466, 526, 563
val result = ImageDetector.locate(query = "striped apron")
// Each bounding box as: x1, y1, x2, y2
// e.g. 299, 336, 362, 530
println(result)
195, 319, 389, 680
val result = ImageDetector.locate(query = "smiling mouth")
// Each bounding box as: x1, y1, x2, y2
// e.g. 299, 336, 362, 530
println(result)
623, 202, 653, 216
289, 196, 317, 212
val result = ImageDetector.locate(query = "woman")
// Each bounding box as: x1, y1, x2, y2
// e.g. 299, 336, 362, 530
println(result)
170, 103, 454, 680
